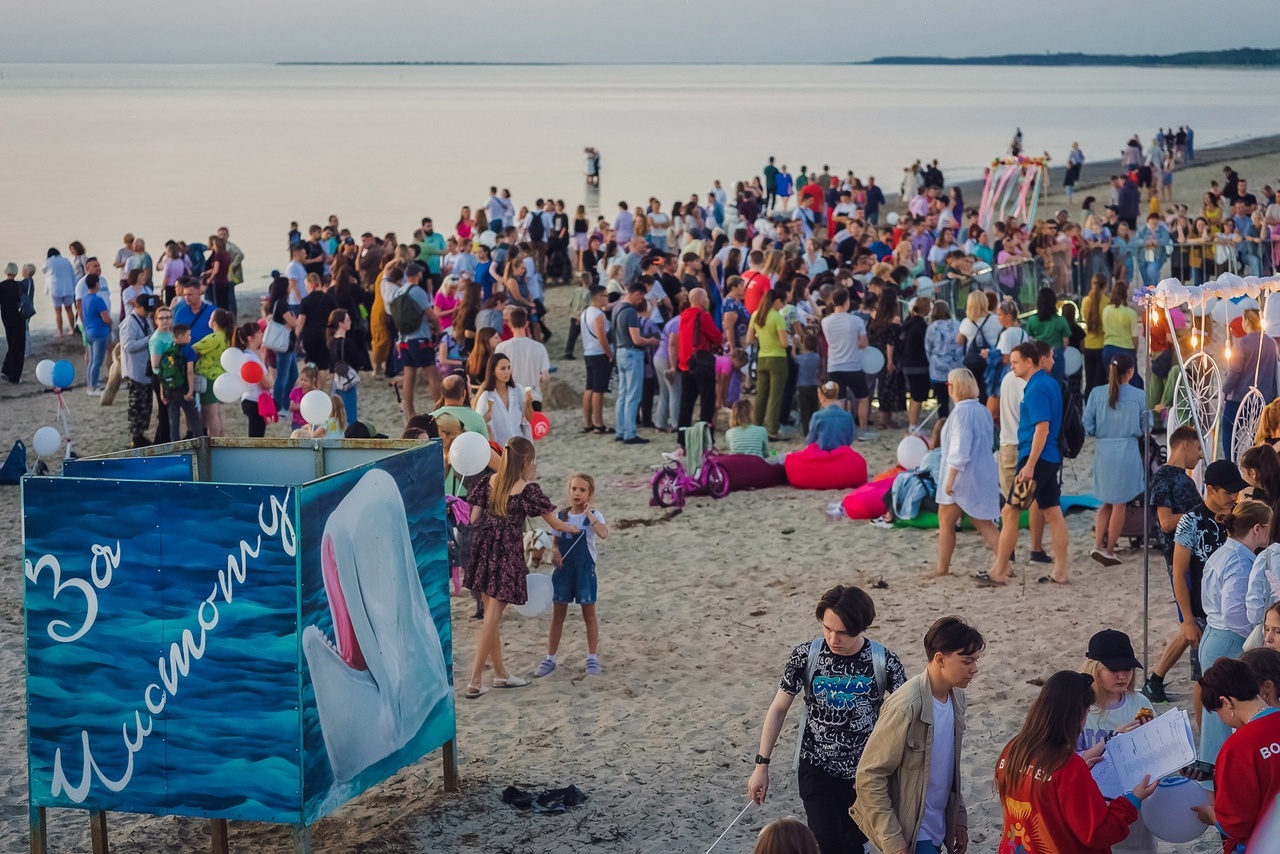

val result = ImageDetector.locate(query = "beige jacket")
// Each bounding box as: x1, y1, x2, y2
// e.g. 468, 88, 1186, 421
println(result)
852, 669, 967, 853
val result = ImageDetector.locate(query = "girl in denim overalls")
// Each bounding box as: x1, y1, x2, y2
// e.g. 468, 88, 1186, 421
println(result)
535, 473, 609, 677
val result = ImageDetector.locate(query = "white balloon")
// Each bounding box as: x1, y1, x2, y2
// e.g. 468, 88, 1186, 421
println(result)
32, 426, 62, 458
213, 372, 248, 404
512, 573, 553, 617
299, 389, 333, 426
896, 435, 928, 470
862, 347, 886, 376
35, 360, 56, 387
1063, 346, 1084, 376
477, 230, 497, 249
220, 347, 247, 373
1141, 777, 1211, 843
886, 211, 900, 226
449, 430, 491, 476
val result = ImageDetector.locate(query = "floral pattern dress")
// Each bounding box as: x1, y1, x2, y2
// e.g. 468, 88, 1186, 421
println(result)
465, 477, 555, 605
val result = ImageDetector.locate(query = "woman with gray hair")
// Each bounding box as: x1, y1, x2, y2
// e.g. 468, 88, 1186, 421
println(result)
1, 262, 30, 382
935, 367, 1002, 576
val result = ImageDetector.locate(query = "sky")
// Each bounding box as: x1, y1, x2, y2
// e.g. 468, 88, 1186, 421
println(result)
6, 0, 1280, 64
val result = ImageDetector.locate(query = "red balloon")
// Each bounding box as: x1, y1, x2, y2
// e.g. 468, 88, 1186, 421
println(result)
530, 412, 551, 440
1229, 317, 1246, 339
240, 360, 264, 384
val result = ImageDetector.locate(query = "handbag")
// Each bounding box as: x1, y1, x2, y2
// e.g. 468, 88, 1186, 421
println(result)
263, 301, 292, 353
332, 338, 359, 392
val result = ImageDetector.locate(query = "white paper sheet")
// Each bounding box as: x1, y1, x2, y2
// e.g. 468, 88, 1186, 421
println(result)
1090, 753, 1123, 799
1103, 707, 1197, 792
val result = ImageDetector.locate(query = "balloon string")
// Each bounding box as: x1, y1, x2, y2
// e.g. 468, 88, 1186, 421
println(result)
705, 801, 753, 854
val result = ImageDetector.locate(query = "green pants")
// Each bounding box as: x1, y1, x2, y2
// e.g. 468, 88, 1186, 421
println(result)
754, 356, 788, 435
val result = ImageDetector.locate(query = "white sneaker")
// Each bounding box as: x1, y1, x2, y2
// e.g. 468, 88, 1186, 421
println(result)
86, 387, 103, 397
857, 430, 880, 441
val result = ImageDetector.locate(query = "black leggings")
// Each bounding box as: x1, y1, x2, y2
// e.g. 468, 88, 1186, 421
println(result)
677, 368, 716, 446
241, 398, 266, 438
931, 380, 952, 418
797, 760, 867, 854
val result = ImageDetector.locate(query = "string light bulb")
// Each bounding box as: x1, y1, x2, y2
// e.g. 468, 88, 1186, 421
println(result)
1225, 341, 1232, 360
1150, 308, 1159, 324
1190, 331, 1199, 347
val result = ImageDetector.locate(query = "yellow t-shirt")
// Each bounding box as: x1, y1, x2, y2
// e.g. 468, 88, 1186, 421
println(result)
1101, 304, 1138, 349
1080, 293, 1107, 350
755, 310, 788, 359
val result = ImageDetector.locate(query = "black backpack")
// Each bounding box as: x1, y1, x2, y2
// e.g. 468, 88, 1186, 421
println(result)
528, 212, 545, 241
1058, 379, 1086, 460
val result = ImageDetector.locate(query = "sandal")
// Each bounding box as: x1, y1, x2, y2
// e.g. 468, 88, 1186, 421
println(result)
1038, 575, 1070, 585
975, 571, 1008, 588
494, 674, 530, 688
464, 684, 489, 700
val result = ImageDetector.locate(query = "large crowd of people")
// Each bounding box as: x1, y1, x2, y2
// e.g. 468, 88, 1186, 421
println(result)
8, 132, 1280, 854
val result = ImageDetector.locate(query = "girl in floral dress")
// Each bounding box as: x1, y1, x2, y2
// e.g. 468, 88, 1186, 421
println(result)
465, 437, 577, 699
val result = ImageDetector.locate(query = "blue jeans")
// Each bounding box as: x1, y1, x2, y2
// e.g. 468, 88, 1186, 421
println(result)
87, 334, 110, 389
915, 842, 941, 854
615, 348, 645, 440
334, 385, 358, 425
1222, 398, 1242, 460
274, 350, 298, 412
1198, 625, 1246, 764
1141, 260, 1162, 288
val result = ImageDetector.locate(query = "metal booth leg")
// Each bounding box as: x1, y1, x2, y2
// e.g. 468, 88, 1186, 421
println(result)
29, 805, 47, 854
443, 740, 460, 793
291, 825, 312, 854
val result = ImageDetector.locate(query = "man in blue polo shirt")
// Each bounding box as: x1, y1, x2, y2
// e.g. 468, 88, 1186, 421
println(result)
984, 340, 1069, 586
171, 278, 213, 343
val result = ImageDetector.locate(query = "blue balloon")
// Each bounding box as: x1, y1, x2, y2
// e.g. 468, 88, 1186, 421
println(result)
51, 360, 75, 389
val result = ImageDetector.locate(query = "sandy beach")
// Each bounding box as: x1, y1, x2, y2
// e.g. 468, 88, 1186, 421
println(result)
7, 139, 1280, 853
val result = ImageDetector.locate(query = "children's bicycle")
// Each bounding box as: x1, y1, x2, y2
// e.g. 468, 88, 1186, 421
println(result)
649, 422, 730, 508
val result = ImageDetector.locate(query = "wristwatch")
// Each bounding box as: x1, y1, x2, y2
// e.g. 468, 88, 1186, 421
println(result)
754, 754, 771, 766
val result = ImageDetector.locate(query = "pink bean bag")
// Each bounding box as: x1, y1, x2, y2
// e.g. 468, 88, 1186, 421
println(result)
713, 453, 789, 492
841, 478, 894, 519
784, 444, 869, 491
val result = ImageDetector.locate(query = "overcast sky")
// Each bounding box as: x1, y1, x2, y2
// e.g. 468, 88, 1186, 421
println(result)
7, 1, 1280, 63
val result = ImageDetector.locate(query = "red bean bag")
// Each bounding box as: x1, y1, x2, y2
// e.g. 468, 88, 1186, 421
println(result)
713, 452, 789, 492
784, 444, 869, 491
841, 478, 894, 519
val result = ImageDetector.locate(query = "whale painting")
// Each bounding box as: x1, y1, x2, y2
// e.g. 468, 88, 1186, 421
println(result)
302, 468, 451, 783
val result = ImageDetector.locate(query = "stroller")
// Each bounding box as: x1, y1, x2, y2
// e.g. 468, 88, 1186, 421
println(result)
649, 422, 730, 508
1118, 434, 1167, 548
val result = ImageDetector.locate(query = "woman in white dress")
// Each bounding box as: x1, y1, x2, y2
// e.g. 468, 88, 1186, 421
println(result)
475, 353, 532, 445
935, 368, 1002, 576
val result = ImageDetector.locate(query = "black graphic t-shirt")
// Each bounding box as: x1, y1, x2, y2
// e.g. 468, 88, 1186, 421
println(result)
1149, 465, 1201, 558
1173, 502, 1228, 620
779, 639, 907, 779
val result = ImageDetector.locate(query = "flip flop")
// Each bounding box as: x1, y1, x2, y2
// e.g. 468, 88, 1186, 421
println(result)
1038, 575, 1070, 585
975, 572, 1008, 588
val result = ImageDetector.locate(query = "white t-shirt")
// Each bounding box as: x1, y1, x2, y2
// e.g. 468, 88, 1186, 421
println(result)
957, 314, 1001, 350
475, 387, 529, 446
562, 509, 606, 563
581, 305, 608, 357
286, 260, 309, 306
822, 311, 867, 372
75, 275, 113, 314
241, 351, 266, 402
999, 371, 1026, 446
495, 336, 551, 403
833, 202, 858, 222
919, 695, 955, 846
997, 326, 1028, 356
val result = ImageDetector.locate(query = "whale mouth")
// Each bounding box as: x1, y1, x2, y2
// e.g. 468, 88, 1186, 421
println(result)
303, 468, 451, 783
321, 534, 366, 672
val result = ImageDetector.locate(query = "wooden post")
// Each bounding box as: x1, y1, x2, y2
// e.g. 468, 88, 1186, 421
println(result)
89, 811, 109, 854
291, 825, 312, 854
442, 740, 459, 793
210, 819, 230, 854
29, 806, 47, 854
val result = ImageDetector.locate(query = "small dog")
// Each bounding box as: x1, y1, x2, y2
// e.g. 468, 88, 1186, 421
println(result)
524, 529, 554, 569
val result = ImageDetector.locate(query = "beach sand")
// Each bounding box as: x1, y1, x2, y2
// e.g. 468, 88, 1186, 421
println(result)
8, 143, 1279, 851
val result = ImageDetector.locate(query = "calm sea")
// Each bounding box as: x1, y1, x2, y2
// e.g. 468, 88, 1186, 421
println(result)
2, 62, 1279, 324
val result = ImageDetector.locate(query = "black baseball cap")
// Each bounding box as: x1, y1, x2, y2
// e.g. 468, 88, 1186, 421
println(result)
1087, 629, 1142, 672
344, 421, 388, 440
1204, 460, 1248, 493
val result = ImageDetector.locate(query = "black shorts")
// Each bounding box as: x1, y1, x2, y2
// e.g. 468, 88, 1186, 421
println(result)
905, 371, 931, 403
398, 337, 436, 369
828, 370, 868, 400
584, 354, 611, 393
1011, 456, 1062, 509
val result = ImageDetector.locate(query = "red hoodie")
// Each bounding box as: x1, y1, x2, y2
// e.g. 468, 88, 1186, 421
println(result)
996, 750, 1139, 854
1214, 708, 1280, 852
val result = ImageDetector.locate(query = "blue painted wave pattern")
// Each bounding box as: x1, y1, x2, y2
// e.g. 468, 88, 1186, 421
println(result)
24, 477, 302, 822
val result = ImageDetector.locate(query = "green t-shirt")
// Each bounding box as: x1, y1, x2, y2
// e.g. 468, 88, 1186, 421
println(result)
755, 309, 788, 359
725, 424, 771, 458
1023, 314, 1070, 348
432, 404, 489, 438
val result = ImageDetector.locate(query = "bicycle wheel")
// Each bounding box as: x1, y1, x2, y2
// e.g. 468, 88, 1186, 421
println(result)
704, 461, 730, 499
651, 468, 683, 508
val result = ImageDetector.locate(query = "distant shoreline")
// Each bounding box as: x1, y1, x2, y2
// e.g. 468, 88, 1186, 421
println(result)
868, 47, 1280, 68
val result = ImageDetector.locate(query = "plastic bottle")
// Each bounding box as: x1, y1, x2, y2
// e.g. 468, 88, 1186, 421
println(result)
825, 502, 845, 522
